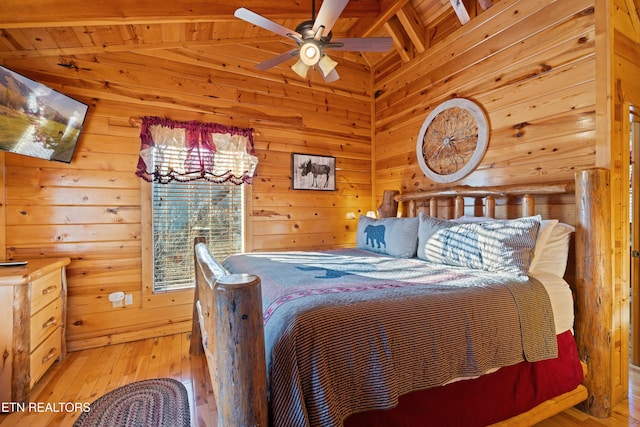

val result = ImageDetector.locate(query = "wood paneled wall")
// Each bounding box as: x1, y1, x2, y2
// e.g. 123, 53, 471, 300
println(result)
2, 50, 373, 351
374, 0, 597, 200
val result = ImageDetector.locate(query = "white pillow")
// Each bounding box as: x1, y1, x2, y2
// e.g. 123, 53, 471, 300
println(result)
529, 222, 575, 277
528, 219, 559, 272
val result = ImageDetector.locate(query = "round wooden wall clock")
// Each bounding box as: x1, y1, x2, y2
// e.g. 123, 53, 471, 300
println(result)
416, 98, 489, 183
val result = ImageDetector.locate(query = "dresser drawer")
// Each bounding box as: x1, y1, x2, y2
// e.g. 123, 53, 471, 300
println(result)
30, 298, 62, 348
0, 258, 69, 405
31, 270, 61, 315
30, 326, 62, 388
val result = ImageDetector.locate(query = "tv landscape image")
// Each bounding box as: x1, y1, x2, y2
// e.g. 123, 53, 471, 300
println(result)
0, 65, 88, 163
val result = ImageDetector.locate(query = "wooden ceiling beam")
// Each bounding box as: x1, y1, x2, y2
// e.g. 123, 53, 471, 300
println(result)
624, 0, 640, 40
0, 37, 286, 59
384, 16, 411, 63
347, 0, 410, 38
395, 3, 425, 54
0, 0, 381, 29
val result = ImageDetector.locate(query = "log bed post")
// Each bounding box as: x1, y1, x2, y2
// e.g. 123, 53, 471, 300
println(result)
377, 190, 399, 218
574, 167, 612, 417
215, 274, 268, 427
190, 237, 268, 427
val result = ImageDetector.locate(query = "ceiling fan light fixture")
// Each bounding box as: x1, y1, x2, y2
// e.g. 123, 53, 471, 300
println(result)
300, 41, 321, 66
318, 54, 338, 77
234, 2, 392, 84
291, 59, 310, 78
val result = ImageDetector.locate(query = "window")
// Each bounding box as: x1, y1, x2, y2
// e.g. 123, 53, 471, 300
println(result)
135, 116, 257, 307
152, 180, 244, 293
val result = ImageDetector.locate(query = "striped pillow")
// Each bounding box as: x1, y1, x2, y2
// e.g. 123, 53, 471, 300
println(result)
418, 213, 541, 278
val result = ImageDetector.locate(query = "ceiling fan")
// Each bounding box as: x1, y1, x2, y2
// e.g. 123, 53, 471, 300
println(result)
234, 0, 393, 82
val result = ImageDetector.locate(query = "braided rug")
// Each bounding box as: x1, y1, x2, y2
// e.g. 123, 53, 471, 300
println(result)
74, 378, 190, 427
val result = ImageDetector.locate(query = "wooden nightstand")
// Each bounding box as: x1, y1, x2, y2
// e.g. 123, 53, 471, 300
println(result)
0, 258, 71, 406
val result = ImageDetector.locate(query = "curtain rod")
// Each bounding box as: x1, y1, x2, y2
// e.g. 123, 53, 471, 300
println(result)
128, 116, 259, 135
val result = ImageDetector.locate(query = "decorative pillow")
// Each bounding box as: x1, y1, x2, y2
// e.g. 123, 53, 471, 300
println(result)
417, 213, 542, 278
356, 215, 419, 258
529, 222, 575, 277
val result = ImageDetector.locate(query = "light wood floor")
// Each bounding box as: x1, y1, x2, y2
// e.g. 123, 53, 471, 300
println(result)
0, 333, 216, 427
1, 332, 639, 427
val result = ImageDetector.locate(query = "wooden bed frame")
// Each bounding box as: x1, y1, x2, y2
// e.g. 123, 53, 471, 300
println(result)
189, 167, 611, 426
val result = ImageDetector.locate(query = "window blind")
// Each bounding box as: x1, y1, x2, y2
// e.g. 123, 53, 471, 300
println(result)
152, 180, 244, 292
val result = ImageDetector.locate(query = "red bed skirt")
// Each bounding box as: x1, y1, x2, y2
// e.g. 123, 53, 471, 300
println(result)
344, 330, 583, 427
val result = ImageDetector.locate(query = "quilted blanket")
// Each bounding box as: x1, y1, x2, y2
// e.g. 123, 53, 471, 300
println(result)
222, 248, 557, 427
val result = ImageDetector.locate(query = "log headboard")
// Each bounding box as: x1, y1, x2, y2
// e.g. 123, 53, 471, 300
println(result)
377, 182, 575, 220
377, 180, 578, 289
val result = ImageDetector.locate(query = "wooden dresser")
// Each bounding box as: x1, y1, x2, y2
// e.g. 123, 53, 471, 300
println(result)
0, 258, 70, 405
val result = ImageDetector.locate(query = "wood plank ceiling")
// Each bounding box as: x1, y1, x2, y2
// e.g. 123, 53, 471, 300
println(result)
0, 0, 497, 81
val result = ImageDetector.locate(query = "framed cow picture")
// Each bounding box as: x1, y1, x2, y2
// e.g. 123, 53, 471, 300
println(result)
292, 153, 336, 191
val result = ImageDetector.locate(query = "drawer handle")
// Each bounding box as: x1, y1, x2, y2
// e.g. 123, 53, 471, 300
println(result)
42, 317, 57, 329
42, 285, 57, 295
41, 348, 58, 364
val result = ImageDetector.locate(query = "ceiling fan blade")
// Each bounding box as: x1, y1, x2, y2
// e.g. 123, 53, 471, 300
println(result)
234, 7, 301, 39
322, 68, 340, 83
328, 37, 394, 52
312, 0, 349, 37
255, 49, 299, 70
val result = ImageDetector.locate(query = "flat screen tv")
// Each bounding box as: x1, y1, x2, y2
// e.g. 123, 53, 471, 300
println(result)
0, 64, 88, 163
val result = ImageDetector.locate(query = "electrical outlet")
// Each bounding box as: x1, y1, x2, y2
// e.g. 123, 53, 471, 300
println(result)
125, 294, 133, 305
109, 291, 125, 308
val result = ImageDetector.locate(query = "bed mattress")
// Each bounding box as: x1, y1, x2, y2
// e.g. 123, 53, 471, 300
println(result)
532, 270, 574, 334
